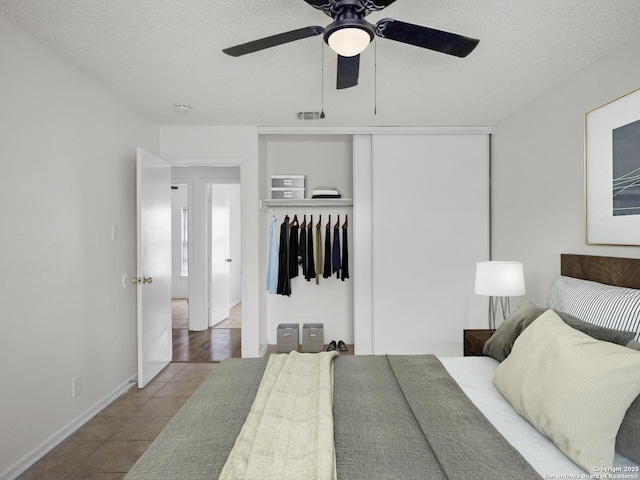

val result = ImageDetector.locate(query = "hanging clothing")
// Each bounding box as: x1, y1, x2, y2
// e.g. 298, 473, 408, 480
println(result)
300, 222, 307, 278
277, 216, 291, 296
323, 222, 332, 278
341, 223, 349, 281
315, 223, 322, 285
306, 221, 316, 281
266, 216, 279, 294
288, 218, 299, 279
332, 225, 341, 279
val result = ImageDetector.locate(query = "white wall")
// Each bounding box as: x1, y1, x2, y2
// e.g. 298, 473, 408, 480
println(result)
159, 127, 263, 355
171, 184, 189, 298
0, 15, 158, 479
229, 184, 242, 306
492, 34, 640, 306
264, 135, 354, 198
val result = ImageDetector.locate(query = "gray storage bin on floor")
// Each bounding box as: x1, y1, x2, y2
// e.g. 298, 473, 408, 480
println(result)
302, 323, 324, 353
277, 323, 299, 353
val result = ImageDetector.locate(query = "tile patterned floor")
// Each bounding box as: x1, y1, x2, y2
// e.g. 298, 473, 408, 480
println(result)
172, 298, 241, 329
18, 362, 217, 479
171, 298, 189, 329
212, 302, 241, 329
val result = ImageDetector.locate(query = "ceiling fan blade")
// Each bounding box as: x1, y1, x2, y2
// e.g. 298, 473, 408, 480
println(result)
302, 0, 334, 15
375, 18, 479, 58
337, 54, 360, 89
365, 0, 398, 11
223, 26, 323, 57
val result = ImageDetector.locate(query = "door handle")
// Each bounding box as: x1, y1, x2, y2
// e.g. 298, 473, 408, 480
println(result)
225, 258, 232, 263
143, 276, 153, 284
131, 276, 153, 285
131, 277, 142, 285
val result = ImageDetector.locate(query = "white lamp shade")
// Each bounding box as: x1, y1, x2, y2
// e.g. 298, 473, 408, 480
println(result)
474, 261, 526, 297
327, 27, 371, 57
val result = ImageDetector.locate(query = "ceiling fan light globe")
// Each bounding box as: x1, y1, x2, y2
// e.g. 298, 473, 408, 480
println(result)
327, 27, 372, 57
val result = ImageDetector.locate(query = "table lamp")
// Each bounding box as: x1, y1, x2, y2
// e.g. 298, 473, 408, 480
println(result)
474, 261, 526, 329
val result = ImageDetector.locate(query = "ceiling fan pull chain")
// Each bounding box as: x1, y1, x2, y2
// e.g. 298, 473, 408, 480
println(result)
321, 41, 326, 118
374, 40, 377, 115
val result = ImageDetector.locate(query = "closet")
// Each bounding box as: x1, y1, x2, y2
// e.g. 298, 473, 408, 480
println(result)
259, 130, 489, 356
261, 134, 354, 347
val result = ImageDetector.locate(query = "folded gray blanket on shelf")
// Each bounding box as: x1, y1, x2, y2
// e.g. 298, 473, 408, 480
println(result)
125, 355, 541, 480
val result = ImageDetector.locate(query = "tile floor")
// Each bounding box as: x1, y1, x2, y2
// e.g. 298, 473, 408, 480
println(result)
18, 362, 217, 479
212, 302, 242, 329
172, 299, 241, 329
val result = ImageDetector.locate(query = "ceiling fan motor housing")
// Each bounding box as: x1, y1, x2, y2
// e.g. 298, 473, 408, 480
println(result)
323, 4, 375, 49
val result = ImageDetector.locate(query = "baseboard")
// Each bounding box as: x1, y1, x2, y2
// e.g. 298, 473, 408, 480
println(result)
1, 372, 137, 480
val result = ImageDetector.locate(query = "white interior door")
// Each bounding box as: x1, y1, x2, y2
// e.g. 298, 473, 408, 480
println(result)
209, 184, 231, 327
136, 147, 172, 387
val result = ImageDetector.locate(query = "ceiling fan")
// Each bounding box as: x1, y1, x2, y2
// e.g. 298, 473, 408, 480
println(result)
222, 0, 479, 89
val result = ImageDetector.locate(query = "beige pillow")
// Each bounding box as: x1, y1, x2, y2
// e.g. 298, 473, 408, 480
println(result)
493, 310, 640, 473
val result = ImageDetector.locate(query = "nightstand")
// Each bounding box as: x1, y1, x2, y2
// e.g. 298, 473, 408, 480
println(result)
463, 329, 495, 356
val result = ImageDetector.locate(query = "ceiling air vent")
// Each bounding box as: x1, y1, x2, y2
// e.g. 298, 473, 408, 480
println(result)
297, 111, 324, 120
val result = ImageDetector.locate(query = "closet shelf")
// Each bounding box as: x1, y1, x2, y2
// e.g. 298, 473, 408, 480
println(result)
261, 198, 353, 211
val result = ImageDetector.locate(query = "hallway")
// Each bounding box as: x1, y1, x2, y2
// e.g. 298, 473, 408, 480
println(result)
171, 299, 242, 362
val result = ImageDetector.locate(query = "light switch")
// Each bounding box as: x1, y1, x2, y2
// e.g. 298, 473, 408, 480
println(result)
111, 226, 118, 242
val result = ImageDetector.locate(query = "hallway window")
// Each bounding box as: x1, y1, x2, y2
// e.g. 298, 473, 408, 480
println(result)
181, 208, 189, 276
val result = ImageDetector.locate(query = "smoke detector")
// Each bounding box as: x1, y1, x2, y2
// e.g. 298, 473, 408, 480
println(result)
175, 103, 191, 114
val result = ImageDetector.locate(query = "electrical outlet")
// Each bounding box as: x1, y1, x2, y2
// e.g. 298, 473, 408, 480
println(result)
72, 377, 82, 398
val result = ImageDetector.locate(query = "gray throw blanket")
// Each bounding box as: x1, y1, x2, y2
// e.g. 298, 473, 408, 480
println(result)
125, 355, 541, 480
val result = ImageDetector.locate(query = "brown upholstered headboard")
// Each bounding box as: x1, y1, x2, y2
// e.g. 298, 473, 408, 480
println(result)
561, 254, 640, 289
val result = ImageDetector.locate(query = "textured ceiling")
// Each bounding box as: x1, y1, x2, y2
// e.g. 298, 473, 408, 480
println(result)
1, 0, 640, 127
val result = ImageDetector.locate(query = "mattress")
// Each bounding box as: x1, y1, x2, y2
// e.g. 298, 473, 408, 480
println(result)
441, 356, 640, 476
125, 354, 640, 479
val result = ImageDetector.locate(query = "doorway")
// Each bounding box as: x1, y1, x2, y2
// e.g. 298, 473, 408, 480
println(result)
170, 168, 242, 361
171, 183, 190, 324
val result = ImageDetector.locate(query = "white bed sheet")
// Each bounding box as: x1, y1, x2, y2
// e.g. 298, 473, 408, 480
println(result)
440, 356, 640, 478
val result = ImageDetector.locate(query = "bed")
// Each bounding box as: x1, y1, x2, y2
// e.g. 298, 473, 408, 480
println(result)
125, 254, 640, 479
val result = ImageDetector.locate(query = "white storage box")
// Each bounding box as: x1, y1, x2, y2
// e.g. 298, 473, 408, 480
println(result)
271, 188, 305, 199
271, 175, 305, 189
271, 175, 305, 199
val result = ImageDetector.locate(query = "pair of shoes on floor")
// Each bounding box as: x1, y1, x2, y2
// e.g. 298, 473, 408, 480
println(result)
327, 340, 348, 352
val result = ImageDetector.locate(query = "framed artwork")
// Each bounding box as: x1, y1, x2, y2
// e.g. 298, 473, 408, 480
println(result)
585, 86, 640, 245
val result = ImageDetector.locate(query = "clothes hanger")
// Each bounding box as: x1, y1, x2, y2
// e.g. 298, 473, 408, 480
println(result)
326, 214, 331, 228
289, 214, 298, 227
334, 215, 340, 228
342, 214, 348, 228
316, 214, 321, 229
300, 214, 307, 229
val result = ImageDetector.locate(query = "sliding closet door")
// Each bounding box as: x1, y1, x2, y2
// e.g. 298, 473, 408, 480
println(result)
371, 134, 489, 355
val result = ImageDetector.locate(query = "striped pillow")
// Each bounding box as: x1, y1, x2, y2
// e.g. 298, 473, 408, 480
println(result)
547, 275, 640, 341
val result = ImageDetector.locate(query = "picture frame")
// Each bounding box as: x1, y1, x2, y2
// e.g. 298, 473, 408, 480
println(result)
585, 86, 640, 245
